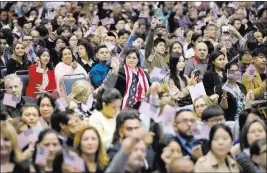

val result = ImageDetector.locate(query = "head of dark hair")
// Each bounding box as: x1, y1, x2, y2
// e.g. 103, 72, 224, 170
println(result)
202, 105, 225, 121
118, 29, 130, 38
170, 41, 185, 56
112, 109, 141, 144
246, 34, 259, 52
257, 8, 267, 18
123, 46, 141, 67
77, 38, 95, 60
133, 34, 145, 43
187, 33, 202, 49
154, 37, 166, 47
55, 35, 69, 48
95, 44, 108, 54
37, 93, 56, 109
224, 61, 239, 72
207, 50, 225, 71
240, 119, 267, 151
35, 25, 48, 37
107, 31, 116, 38
238, 108, 262, 132
0, 9, 8, 22
169, 52, 187, 90
251, 47, 265, 58
50, 109, 76, 133
94, 88, 122, 110
59, 46, 74, 61
209, 124, 233, 149
20, 104, 39, 117
204, 40, 214, 55
71, 25, 84, 35
26, 8, 39, 18
35, 47, 53, 70
175, 109, 193, 119
250, 139, 266, 158
33, 128, 62, 171
57, 25, 71, 37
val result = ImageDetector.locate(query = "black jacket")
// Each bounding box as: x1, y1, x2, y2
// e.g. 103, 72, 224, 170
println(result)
76, 57, 95, 73
0, 96, 36, 118
203, 70, 227, 96
6, 58, 31, 75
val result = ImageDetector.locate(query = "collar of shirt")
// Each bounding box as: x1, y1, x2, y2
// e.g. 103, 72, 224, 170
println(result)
177, 135, 198, 149
81, 58, 93, 66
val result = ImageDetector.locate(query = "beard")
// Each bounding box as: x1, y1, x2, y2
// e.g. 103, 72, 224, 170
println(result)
179, 130, 193, 140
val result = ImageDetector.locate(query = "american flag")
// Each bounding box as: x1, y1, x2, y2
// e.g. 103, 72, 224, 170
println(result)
246, 64, 256, 76
63, 152, 85, 172
229, 35, 239, 45
35, 147, 49, 166
107, 18, 115, 25
56, 97, 68, 111
101, 18, 109, 26
138, 101, 159, 120
3, 93, 20, 108
18, 128, 38, 149
139, 12, 149, 18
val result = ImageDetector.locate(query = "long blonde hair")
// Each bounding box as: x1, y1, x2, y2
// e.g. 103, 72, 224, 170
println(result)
73, 126, 109, 168
0, 121, 23, 162
68, 80, 92, 103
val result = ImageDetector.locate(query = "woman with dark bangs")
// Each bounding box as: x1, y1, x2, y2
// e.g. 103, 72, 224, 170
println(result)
26, 48, 56, 98
164, 52, 197, 106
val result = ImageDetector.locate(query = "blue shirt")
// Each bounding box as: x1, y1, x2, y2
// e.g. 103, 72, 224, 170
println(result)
177, 135, 199, 154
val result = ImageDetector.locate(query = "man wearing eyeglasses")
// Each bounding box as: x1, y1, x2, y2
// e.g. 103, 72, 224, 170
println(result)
22, 35, 37, 62
169, 109, 209, 162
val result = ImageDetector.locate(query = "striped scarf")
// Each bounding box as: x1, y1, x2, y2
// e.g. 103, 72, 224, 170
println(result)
122, 65, 149, 109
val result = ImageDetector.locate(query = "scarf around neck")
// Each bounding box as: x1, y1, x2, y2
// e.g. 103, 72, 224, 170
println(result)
122, 65, 149, 109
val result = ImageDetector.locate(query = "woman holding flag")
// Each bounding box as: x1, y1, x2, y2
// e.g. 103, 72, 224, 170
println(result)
220, 61, 254, 121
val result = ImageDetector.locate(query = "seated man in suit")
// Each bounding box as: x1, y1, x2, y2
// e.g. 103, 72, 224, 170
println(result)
0, 74, 35, 119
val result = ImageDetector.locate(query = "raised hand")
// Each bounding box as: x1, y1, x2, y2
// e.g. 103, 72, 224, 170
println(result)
121, 127, 150, 153
151, 17, 158, 30
246, 90, 254, 101
110, 57, 120, 75
132, 21, 139, 33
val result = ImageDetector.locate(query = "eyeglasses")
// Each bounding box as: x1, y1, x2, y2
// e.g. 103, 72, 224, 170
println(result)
24, 39, 32, 42
175, 119, 196, 124
208, 117, 225, 123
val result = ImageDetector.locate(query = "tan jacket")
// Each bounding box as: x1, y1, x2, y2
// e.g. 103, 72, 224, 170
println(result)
195, 151, 240, 173
242, 70, 266, 100
163, 75, 190, 101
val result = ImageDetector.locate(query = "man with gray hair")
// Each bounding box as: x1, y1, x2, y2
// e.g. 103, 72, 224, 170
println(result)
0, 74, 35, 118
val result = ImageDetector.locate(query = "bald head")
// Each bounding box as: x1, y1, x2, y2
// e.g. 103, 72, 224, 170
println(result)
31, 30, 40, 44
195, 42, 208, 60
169, 158, 194, 173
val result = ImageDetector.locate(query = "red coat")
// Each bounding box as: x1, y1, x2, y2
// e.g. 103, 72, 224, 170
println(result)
26, 64, 57, 98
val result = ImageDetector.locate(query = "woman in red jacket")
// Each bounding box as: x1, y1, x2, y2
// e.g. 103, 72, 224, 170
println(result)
26, 48, 57, 98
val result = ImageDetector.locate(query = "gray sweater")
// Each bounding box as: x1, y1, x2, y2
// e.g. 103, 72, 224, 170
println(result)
184, 58, 207, 81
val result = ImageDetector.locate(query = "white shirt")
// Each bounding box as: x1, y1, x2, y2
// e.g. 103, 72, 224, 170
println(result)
89, 110, 116, 148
